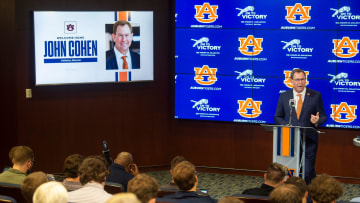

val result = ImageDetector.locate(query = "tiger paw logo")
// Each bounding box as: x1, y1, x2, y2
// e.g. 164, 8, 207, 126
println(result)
194, 3, 219, 23
237, 98, 262, 118
285, 3, 311, 25
238, 35, 263, 56
283, 70, 309, 88
330, 102, 357, 123
194, 65, 217, 85
332, 37, 359, 58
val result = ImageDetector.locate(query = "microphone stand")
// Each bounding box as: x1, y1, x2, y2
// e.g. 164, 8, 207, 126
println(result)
288, 99, 295, 126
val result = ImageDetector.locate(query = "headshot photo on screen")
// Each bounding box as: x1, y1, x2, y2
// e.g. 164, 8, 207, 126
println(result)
105, 20, 140, 70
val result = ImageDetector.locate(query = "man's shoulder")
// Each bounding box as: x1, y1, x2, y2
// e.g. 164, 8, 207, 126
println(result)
106, 49, 115, 57
165, 191, 216, 202
0, 169, 26, 185
242, 184, 273, 196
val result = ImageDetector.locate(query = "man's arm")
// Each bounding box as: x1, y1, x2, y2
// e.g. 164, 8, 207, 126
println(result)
274, 94, 288, 125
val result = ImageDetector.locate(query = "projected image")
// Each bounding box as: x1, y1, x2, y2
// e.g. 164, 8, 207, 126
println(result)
174, 0, 360, 129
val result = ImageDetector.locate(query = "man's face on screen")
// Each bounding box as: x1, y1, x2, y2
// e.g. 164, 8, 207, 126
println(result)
291, 72, 306, 93
112, 24, 133, 55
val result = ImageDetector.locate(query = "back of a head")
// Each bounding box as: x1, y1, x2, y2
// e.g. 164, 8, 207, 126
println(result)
9, 146, 34, 165
79, 156, 110, 185
308, 174, 344, 203
21, 171, 49, 202
218, 197, 244, 203
33, 182, 68, 203
173, 161, 196, 191
270, 184, 302, 203
284, 176, 307, 197
106, 193, 141, 203
128, 174, 159, 203
115, 152, 133, 167
64, 154, 85, 178
170, 156, 187, 170
266, 163, 286, 184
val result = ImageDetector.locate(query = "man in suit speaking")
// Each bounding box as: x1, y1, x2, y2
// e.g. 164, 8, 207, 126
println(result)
274, 68, 326, 185
106, 20, 140, 70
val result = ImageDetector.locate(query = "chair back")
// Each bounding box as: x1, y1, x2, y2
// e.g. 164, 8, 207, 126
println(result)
0, 195, 17, 203
230, 194, 270, 203
156, 190, 177, 198
104, 182, 123, 194
0, 183, 26, 203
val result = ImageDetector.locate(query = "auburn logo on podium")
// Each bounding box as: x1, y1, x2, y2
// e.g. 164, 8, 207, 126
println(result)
332, 37, 359, 58
237, 98, 262, 118
330, 102, 357, 123
285, 3, 311, 24
238, 35, 263, 56
194, 65, 217, 85
194, 3, 219, 23
283, 70, 309, 88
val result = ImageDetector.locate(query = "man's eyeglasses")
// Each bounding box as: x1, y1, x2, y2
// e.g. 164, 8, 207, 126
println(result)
292, 78, 306, 82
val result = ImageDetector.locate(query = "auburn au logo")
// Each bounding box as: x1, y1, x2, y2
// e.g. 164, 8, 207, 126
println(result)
286, 167, 296, 177
237, 98, 262, 118
194, 3, 219, 23
238, 35, 263, 56
194, 65, 217, 85
332, 37, 359, 58
330, 102, 357, 123
285, 3, 311, 24
283, 70, 309, 88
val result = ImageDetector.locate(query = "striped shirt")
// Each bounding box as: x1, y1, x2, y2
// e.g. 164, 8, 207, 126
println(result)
68, 181, 112, 203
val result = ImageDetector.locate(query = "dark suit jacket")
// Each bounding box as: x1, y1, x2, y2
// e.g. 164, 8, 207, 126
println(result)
106, 49, 140, 70
106, 163, 134, 192
242, 183, 274, 196
274, 88, 326, 127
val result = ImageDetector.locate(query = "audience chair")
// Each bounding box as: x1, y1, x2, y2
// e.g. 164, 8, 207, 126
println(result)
104, 182, 123, 194
0, 183, 26, 203
230, 194, 270, 203
0, 195, 17, 203
156, 190, 177, 198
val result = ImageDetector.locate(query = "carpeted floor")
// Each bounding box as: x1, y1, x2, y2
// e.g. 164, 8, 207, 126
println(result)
145, 170, 360, 201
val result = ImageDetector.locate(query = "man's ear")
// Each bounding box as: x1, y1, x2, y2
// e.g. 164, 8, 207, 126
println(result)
170, 169, 173, 175
264, 173, 267, 180
195, 175, 198, 183
149, 198, 156, 203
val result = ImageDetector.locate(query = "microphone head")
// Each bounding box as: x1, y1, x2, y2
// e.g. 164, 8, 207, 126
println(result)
289, 99, 295, 107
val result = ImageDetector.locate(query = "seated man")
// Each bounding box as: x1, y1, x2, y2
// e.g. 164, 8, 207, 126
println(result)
160, 156, 187, 191
269, 184, 302, 203
62, 154, 85, 191
68, 156, 112, 203
106, 152, 139, 191
162, 161, 217, 203
284, 176, 307, 203
128, 173, 158, 203
242, 163, 286, 196
21, 171, 49, 203
0, 146, 34, 184
308, 174, 343, 203
33, 181, 68, 203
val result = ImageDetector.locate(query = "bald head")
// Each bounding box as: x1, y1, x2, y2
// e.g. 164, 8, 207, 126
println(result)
114, 152, 133, 167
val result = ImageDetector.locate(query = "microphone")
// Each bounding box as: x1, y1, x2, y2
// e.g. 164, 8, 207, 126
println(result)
288, 99, 295, 126
102, 140, 112, 167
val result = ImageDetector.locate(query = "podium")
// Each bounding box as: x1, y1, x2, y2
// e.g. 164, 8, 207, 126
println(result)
261, 124, 320, 179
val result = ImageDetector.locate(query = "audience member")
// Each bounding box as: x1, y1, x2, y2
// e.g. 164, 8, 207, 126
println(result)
62, 153, 85, 191
107, 152, 139, 191
33, 181, 68, 203
21, 171, 49, 203
163, 161, 217, 203
269, 184, 302, 203
284, 176, 307, 203
242, 163, 286, 196
218, 197, 244, 203
0, 146, 34, 184
107, 193, 141, 203
308, 174, 343, 203
160, 156, 187, 191
68, 156, 112, 203
128, 173, 159, 203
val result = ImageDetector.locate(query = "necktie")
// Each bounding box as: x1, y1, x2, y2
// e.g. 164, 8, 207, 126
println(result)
296, 94, 303, 119
122, 56, 128, 69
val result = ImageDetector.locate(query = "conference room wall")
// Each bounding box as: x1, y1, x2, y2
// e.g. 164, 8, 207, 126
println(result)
2, 0, 359, 181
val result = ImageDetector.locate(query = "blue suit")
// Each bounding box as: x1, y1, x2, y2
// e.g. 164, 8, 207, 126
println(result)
106, 49, 140, 70
274, 88, 326, 184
